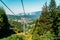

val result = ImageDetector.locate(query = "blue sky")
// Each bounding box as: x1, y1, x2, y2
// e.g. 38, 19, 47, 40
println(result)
0, 0, 60, 15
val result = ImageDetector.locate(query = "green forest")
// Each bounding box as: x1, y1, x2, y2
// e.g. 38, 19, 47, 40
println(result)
0, 0, 60, 40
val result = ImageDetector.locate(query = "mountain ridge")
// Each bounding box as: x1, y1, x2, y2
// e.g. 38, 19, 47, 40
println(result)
7, 11, 41, 20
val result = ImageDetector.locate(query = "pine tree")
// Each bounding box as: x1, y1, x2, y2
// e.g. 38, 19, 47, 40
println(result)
32, 0, 60, 40
0, 7, 9, 29
0, 7, 15, 38
56, 5, 60, 40
49, 0, 58, 38
32, 2, 50, 35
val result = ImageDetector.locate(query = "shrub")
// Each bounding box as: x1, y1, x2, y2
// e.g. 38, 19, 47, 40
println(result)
32, 31, 55, 40
1, 34, 25, 40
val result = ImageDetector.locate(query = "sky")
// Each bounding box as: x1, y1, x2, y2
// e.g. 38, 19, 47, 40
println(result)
0, 0, 60, 15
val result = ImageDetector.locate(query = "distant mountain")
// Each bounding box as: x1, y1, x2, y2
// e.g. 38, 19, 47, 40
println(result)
7, 11, 41, 20
19, 11, 41, 18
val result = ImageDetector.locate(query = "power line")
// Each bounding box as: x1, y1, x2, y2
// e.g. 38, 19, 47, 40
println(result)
21, 0, 25, 14
0, 0, 15, 15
